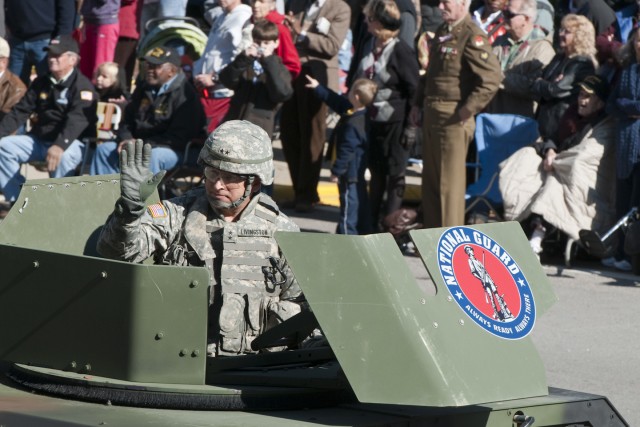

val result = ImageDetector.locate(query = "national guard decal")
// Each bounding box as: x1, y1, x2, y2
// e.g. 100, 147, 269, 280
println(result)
437, 226, 536, 340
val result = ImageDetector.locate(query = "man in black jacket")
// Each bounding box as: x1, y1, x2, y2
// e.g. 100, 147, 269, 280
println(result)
90, 46, 206, 175
0, 35, 97, 217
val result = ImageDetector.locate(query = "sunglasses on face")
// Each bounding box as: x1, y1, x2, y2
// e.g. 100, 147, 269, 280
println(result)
204, 167, 247, 187
503, 9, 524, 20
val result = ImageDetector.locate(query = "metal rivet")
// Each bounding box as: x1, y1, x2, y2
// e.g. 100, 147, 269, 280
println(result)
48, 185, 53, 190
97, 181, 102, 186
64, 183, 70, 188
433, 322, 438, 328
192, 349, 200, 357
31, 185, 37, 190
69, 361, 77, 369
100, 271, 108, 279
85, 364, 91, 371
447, 295, 453, 302
190, 280, 199, 288
419, 298, 426, 304
80, 182, 86, 187
459, 319, 465, 325
32, 261, 39, 268
179, 349, 188, 356
155, 332, 164, 340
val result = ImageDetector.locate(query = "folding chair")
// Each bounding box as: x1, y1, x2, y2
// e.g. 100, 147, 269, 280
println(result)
79, 102, 123, 174
159, 138, 205, 199
465, 113, 539, 219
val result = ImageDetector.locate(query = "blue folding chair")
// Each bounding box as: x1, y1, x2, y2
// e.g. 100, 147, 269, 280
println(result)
465, 113, 539, 218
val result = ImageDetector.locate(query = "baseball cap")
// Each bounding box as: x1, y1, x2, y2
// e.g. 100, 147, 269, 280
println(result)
578, 75, 610, 101
44, 35, 79, 56
0, 37, 9, 58
142, 46, 181, 67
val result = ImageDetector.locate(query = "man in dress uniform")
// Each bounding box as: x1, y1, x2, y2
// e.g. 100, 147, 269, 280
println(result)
0, 34, 97, 218
97, 120, 304, 357
411, 0, 501, 228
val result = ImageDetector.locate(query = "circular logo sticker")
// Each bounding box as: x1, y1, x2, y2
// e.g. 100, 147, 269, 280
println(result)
437, 226, 536, 339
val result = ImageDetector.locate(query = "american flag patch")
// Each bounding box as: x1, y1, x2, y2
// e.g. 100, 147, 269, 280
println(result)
80, 90, 93, 101
147, 203, 167, 218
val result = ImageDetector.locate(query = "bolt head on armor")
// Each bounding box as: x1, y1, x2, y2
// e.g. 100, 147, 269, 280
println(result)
198, 120, 275, 186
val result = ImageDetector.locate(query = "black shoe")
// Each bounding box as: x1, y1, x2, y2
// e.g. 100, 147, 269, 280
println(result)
279, 200, 297, 209
295, 201, 316, 213
0, 201, 12, 219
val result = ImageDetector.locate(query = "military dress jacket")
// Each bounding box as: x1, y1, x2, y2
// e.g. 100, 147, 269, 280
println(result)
0, 68, 97, 148
417, 14, 502, 117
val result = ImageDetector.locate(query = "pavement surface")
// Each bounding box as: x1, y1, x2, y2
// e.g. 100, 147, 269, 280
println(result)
2, 141, 638, 426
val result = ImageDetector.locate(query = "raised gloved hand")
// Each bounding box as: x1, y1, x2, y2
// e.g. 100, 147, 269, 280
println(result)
116, 139, 166, 217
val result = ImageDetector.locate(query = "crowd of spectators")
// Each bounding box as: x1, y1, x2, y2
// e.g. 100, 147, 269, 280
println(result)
0, 0, 637, 269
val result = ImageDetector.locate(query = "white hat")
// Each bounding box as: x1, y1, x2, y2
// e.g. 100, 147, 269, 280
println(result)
0, 37, 9, 58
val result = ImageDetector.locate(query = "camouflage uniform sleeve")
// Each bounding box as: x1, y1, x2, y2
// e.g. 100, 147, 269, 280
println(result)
96, 199, 188, 263
461, 29, 502, 115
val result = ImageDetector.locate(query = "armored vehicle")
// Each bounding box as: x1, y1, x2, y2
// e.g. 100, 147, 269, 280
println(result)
0, 175, 629, 426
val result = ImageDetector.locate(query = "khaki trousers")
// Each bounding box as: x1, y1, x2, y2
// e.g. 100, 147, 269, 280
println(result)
421, 100, 475, 228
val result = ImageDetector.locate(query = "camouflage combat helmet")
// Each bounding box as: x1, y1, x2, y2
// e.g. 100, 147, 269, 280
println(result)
198, 120, 274, 185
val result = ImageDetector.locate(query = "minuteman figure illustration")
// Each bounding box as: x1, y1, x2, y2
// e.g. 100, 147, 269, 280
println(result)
464, 245, 514, 321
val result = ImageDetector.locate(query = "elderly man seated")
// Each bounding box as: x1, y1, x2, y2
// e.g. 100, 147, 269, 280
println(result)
499, 75, 616, 257
90, 46, 205, 176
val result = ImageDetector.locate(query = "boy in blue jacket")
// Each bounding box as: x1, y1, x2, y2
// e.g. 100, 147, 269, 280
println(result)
305, 75, 377, 234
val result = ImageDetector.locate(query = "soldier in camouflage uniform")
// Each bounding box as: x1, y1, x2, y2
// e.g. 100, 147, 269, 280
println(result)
97, 120, 304, 356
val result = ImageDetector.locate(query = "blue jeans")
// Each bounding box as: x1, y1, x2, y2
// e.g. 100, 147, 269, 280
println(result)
90, 141, 182, 175
337, 177, 371, 235
0, 134, 84, 201
8, 36, 50, 84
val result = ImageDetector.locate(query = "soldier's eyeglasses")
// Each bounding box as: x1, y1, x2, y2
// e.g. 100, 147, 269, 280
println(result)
204, 167, 246, 187
503, 10, 524, 20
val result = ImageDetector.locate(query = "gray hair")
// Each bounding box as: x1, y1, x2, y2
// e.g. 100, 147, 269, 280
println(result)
514, 0, 538, 21
450, 0, 472, 9
68, 52, 81, 65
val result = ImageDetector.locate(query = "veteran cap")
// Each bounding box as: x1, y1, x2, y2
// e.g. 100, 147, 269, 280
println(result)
44, 35, 79, 55
143, 46, 181, 67
578, 75, 610, 101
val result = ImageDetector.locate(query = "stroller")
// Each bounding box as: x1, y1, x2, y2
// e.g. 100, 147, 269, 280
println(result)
137, 16, 209, 76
